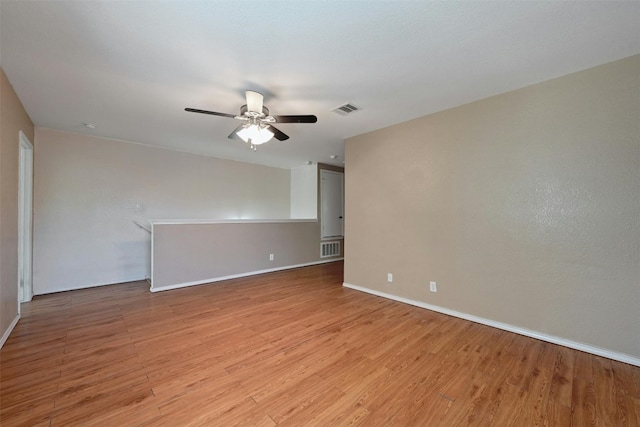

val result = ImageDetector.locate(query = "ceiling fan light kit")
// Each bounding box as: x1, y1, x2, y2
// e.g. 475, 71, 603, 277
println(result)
237, 124, 274, 147
186, 90, 317, 151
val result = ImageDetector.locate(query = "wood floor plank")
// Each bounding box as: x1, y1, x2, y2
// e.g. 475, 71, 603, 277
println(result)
49, 383, 155, 427
156, 375, 246, 424
148, 359, 230, 402
0, 394, 56, 427
388, 388, 455, 426
54, 371, 151, 417
253, 373, 344, 425
1, 261, 638, 426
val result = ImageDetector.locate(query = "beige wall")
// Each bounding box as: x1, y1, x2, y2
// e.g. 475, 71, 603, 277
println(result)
34, 129, 291, 294
0, 68, 34, 344
344, 55, 640, 360
151, 220, 333, 290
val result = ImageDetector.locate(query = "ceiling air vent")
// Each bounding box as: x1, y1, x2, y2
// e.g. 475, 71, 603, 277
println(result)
331, 103, 361, 116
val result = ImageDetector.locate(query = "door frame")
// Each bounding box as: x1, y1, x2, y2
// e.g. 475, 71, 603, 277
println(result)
18, 131, 34, 305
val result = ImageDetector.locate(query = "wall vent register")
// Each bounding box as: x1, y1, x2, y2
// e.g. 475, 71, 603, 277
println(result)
321, 241, 341, 258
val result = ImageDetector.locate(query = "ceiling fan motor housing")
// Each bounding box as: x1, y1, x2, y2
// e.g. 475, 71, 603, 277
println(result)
240, 104, 270, 117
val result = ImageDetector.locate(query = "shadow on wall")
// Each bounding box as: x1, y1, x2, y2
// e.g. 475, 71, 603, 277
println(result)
114, 239, 150, 281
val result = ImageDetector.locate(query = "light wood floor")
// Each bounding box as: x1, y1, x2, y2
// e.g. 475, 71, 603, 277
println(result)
1, 262, 638, 426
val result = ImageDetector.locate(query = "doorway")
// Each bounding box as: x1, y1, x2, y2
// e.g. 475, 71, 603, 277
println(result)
18, 131, 33, 304
320, 169, 344, 239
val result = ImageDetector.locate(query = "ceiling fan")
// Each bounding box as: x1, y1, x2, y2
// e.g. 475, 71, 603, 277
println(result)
185, 91, 317, 151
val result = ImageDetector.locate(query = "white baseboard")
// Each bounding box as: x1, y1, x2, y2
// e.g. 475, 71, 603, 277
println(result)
343, 282, 640, 367
0, 314, 20, 349
35, 276, 148, 295
151, 258, 344, 293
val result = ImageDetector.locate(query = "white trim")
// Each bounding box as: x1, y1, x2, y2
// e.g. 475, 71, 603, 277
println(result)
151, 258, 343, 293
150, 223, 155, 288
35, 276, 147, 296
134, 220, 151, 232
149, 219, 317, 225
0, 314, 20, 349
343, 282, 640, 368
18, 131, 34, 304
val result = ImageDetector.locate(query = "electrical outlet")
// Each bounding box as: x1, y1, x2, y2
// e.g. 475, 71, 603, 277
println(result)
387, 273, 393, 283
430, 281, 437, 292
269, 253, 274, 261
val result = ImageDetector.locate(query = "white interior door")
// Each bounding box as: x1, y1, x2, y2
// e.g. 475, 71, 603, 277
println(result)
321, 170, 344, 238
18, 131, 33, 303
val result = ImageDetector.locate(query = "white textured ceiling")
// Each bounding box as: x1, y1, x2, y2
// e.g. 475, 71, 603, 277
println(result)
1, 1, 639, 169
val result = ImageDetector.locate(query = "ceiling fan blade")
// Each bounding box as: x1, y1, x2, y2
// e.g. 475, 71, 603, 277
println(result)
185, 108, 237, 119
246, 91, 264, 113
228, 125, 244, 140
272, 115, 318, 124
267, 125, 289, 141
